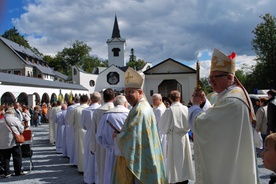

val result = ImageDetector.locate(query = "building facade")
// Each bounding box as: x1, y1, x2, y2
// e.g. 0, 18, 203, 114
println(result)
0, 15, 197, 107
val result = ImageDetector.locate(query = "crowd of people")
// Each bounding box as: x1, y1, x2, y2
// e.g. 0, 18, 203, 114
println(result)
1, 48, 276, 184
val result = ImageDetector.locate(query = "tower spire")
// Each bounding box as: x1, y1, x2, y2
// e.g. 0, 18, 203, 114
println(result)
112, 15, 121, 38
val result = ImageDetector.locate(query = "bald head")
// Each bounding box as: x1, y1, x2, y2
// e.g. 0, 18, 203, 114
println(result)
152, 93, 163, 107
61, 104, 67, 110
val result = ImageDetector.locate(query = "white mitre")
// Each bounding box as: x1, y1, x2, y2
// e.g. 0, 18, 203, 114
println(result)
211, 48, 236, 75
124, 67, 144, 89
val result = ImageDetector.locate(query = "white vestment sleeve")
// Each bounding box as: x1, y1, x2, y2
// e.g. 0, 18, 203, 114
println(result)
188, 105, 203, 132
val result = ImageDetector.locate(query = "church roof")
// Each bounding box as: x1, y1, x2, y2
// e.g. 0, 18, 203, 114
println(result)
0, 37, 43, 60
112, 15, 121, 38
0, 72, 87, 90
0, 37, 54, 75
53, 70, 70, 81
143, 58, 196, 75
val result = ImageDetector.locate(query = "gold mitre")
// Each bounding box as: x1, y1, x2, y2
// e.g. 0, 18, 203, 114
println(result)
124, 67, 144, 89
211, 48, 236, 75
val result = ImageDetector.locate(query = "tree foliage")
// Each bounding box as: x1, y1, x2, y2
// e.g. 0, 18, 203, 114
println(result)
199, 77, 212, 94
82, 57, 108, 73
46, 52, 68, 74
2, 27, 44, 58
129, 48, 136, 62
47, 40, 93, 75
31, 47, 44, 58
126, 48, 145, 70
61, 40, 92, 67
251, 13, 276, 89
2, 27, 30, 48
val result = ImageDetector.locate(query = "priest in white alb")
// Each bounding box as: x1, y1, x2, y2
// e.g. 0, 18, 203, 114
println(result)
70, 95, 89, 173
96, 95, 129, 184
158, 90, 195, 184
51, 101, 62, 145
55, 104, 67, 154
65, 96, 80, 166
90, 89, 115, 184
81, 92, 101, 184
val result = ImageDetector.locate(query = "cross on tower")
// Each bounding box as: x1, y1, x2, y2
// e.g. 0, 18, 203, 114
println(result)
125, 72, 133, 83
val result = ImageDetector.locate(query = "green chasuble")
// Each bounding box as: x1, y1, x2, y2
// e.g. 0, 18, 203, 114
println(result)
115, 99, 167, 184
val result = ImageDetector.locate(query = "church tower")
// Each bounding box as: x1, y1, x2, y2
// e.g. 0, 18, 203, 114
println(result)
106, 15, 126, 67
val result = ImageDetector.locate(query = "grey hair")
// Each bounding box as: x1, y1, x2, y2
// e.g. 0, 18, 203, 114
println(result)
5, 107, 15, 115
114, 95, 127, 106
152, 93, 162, 100
229, 73, 235, 84
230, 73, 235, 83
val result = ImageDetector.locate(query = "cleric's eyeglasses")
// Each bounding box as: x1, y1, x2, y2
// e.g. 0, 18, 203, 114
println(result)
124, 90, 138, 95
208, 74, 227, 81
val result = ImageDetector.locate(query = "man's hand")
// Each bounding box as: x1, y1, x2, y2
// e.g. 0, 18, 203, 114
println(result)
192, 87, 205, 106
112, 132, 118, 139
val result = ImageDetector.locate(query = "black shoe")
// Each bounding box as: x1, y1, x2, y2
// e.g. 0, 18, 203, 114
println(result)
15, 171, 28, 176
4, 173, 11, 178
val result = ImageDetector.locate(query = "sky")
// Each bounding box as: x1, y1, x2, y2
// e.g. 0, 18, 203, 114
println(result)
0, 0, 275, 78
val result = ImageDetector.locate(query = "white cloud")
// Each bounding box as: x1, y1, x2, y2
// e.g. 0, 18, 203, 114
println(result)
11, 0, 275, 69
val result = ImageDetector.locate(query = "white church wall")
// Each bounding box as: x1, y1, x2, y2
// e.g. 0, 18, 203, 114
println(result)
79, 72, 98, 94
144, 74, 196, 105
94, 66, 125, 92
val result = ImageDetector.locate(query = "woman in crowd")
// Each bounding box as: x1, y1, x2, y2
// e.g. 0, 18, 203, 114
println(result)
22, 106, 31, 128
0, 106, 27, 177
255, 97, 269, 147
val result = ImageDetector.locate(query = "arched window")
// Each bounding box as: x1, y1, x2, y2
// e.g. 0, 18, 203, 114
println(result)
1, 92, 15, 105
158, 79, 182, 101
112, 48, 120, 57
42, 93, 50, 104
73, 68, 77, 75
17, 92, 28, 105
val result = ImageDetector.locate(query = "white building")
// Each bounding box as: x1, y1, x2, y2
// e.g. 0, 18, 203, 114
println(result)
0, 15, 197, 107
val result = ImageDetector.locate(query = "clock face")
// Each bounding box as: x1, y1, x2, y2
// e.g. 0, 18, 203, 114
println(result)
107, 72, 119, 85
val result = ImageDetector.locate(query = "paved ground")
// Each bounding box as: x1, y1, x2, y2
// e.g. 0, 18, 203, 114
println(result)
0, 124, 272, 184
1, 124, 83, 184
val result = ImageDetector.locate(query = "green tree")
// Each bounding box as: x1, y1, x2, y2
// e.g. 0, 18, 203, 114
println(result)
101, 60, 109, 67
82, 56, 107, 73
43, 55, 54, 64
129, 48, 136, 62
44, 54, 66, 74
251, 13, 276, 89
51, 40, 92, 75
2, 27, 45, 58
2, 27, 30, 48
126, 48, 145, 70
31, 47, 44, 58
61, 40, 92, 67
127, 59, 146, 71
199, 77, 212, 94
235, 69, 247, 86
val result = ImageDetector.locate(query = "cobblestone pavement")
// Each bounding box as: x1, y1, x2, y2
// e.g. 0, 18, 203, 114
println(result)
0, 124, 272, 184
